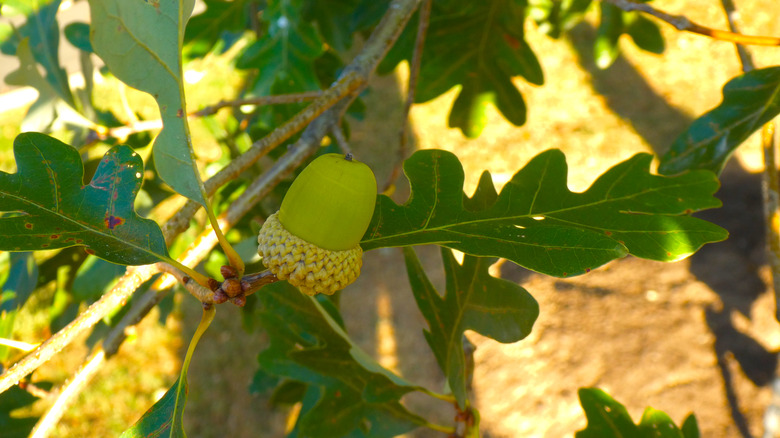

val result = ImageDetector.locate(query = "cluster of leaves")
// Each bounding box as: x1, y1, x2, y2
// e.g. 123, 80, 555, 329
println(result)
2, 0, 778, 436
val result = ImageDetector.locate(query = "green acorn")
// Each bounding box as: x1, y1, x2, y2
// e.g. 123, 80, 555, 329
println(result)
257, 153, 377, 295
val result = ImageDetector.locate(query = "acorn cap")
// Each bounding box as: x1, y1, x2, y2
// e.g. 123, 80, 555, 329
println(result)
257, 212, 362, 295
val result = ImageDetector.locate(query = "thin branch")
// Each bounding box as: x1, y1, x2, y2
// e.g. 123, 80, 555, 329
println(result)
0, 0, 422, 397
29, 349, 106, 438
719, 0, 755, 71
387, 0, 431, 192
0, 264, 158, 394
107, 92, 324, 140
0, 338, 39, 352
30, 276, 175, 438
330, 124, 353, 156
191, 91, 323, 117
603, 0, 780, 46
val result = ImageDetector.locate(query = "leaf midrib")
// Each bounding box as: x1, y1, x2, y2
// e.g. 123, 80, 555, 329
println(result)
363, 176, 707, 246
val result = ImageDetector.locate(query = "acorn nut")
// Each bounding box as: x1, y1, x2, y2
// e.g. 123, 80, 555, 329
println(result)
257, 153, 377, 296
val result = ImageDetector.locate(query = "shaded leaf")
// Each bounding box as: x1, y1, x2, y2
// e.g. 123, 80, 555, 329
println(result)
594, 2, 664, 69
0, 253, 38, 362
302, 0, 362, 52
120, 306, 215, 438
251, 282, 425, 437
361, 149, 727, 278
529, 0, 593, 38
5, 38, 92, 133
64, 22, 92, 53
659, 66, 780, 175
381, 0, 542, 137
0, 0, 73, 105
88, 0, 207, 205
0, 385, 45, 438
184, 0, 249, 59
0, 132, 169, 266
403, 247, 538, 407
237, 0, 324, 96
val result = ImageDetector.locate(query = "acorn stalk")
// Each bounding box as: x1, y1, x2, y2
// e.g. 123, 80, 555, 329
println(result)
257, 153, 377, 295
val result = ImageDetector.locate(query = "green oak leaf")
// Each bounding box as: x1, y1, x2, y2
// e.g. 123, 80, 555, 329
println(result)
595, 2, 664, 69
5, 38, 92, 133
237, 0, 324, 96
576, 388, 698, 438
0, 132, 169, 266
0, 0, 73, 105
380, 0, 543, 138
120, 306, 214, 438
251, 282, 425, 437
529, 0, 592, 38
184, 0, 249, 59
659, 66, 780, 175
88, 0, 207, 205
361, 149, 727, 278
302, 0, 362, 52
403, 247, 539, 407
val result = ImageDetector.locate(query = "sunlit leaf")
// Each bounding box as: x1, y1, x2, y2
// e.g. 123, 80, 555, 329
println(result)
576, 388, 696, 438
594, 2, 664, 69
362, 149, 727, 278
0, 132, 169, 266
529, 0, 593, 38
659, 66, 780, 175
403, 248, 538, 407
88, 0, 207, 205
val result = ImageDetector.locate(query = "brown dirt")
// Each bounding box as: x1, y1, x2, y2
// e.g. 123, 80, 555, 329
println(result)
178, 3, 780, 438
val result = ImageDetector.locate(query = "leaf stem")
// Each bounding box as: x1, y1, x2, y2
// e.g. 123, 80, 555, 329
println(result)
0, 338, 39, 352
602, 0, 780, 46
164, 257, 210, 288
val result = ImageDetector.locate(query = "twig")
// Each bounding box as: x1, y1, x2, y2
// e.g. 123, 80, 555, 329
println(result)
0, 0, 422, 397
387, 0, 431, 192
330, 124, 353, 156
191, 91, 323, 117
107, 92, 324, 140
0, 264, 158, 394
603, 0, 780, 46
0, 338, 38, 352
719, 0, 755, 71
30, 275, 176, 438
29, 349, 106, 438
